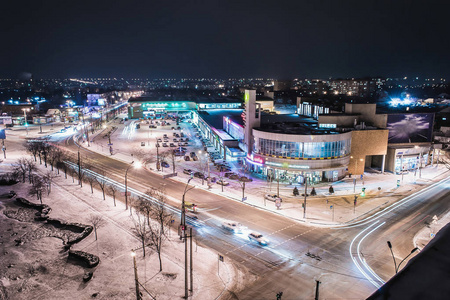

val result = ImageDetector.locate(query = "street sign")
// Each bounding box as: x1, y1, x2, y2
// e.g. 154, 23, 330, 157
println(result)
330, 205, 333, 209
242, 197, 247, 202
107, 143, 113, 146
218, 254, 224, 262
0, 129, 5, 139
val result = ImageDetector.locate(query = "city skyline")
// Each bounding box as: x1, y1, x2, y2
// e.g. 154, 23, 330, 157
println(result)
2, 0, 449, 79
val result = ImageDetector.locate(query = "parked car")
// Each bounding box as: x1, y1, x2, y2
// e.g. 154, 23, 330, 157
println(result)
265, 194, 282, 202
170, 143, 176, 147
184, 156, 191, 161
248, 232, 269, 246
224, 172, 235, 178
190, 152, 197, 158
157, 138, 162, 142
222, 221, 245, 234
177, 126, 181, 130
162, 143, 168, 147
173, 149, 185, 156
161, 161, 170, 168
173, 138, 179, 142
216, 179, 229, 186
183, 169, 193, 175
193, 172, 205, 179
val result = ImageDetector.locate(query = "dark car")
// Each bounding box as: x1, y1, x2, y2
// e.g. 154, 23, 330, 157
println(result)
190, 152, 197, 158
170, 143, 176, 147
194, 172, 205, 179
183, 168, 193, 175
161, 161, 170, 168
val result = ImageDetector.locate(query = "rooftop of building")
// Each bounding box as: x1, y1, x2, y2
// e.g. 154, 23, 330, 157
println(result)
196, 109, 244, 129
129, 93, 241, 104
256, 113, 339, 135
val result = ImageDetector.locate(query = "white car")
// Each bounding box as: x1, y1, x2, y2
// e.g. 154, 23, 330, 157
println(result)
248, 232, 269, 246
222, 221, 245, 234
265, 194, 282, 202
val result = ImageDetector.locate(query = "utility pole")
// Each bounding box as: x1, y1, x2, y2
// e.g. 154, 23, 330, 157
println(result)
354, 195, 358, 213
131, 250, 141, 300
277, 171, 280, 197
2, 139, 5, 159
303, 178, 307, 219
185, 225, 188, 299
77, 150, 81, 185
190, 227, 193, 293
315, 280, 321, 300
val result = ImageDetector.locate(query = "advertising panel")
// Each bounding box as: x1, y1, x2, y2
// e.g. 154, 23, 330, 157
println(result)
387, 113, 434, 143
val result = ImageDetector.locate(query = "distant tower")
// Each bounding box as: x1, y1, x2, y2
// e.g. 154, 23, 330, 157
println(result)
243, 89, 261, 153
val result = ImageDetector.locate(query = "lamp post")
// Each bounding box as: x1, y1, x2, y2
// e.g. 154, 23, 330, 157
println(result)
131, 250, 141, 300
387, 241, 419, 273
125, 161, 141, 211
181, 178, 195, 299
22, 108, 30, 135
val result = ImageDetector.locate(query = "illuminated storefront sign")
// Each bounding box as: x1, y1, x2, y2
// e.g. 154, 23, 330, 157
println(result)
246, 153, 264, 165
266, 161, 309, 169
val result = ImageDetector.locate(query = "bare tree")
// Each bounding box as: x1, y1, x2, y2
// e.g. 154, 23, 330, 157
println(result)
43, 170, 57, 195
29, 175, 47, 204
47, 146, 63, 172
88, 215, 105, 241
12, 158, 28, 183
25, 140, 40, 162
146, 187, 172, 271
86, 174, 96, 194
24, 158, 37, 184
95, 170, 108, 200
132, 212, 148, 257
137, 194, 152, 226
108, 184, 119, 206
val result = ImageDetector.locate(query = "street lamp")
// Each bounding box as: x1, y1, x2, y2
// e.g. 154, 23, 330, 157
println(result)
181, 178, 195, 299
125, 161, 141, 211
387, 241, 419, 273
131, 250, 141, 300
22, 108, 30, 135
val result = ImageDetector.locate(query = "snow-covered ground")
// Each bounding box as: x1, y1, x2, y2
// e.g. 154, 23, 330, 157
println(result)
0, 123, 251, 300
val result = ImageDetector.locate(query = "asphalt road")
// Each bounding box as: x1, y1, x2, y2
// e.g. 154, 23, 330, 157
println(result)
60, 134, 450, 299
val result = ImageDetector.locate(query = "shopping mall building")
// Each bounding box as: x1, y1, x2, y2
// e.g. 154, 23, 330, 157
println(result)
128, 90, 437, 182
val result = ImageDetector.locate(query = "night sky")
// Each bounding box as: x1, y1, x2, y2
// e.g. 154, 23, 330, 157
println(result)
2, 0, 449, 79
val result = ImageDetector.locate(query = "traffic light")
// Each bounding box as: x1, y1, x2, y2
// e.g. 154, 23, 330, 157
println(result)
360, 187, 366, 197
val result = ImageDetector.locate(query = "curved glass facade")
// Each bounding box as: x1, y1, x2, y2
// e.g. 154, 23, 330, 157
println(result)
257, 138, 351, 158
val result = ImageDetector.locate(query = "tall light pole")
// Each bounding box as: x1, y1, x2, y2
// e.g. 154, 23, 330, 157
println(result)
22, 108, 30, 135
387, 241, 419, 273
131, 250, 141, 300
125, 161, 141, 211
181, 178, 195, 299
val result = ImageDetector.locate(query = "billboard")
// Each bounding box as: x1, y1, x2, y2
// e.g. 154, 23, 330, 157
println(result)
387, 113, 434, 143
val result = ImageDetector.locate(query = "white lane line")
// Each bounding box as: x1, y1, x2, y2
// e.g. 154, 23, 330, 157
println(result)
349, 221, 382, 288
357, 222, 386, 285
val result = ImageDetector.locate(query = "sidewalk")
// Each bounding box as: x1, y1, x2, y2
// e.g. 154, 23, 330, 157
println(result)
77, 116, 450, 227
